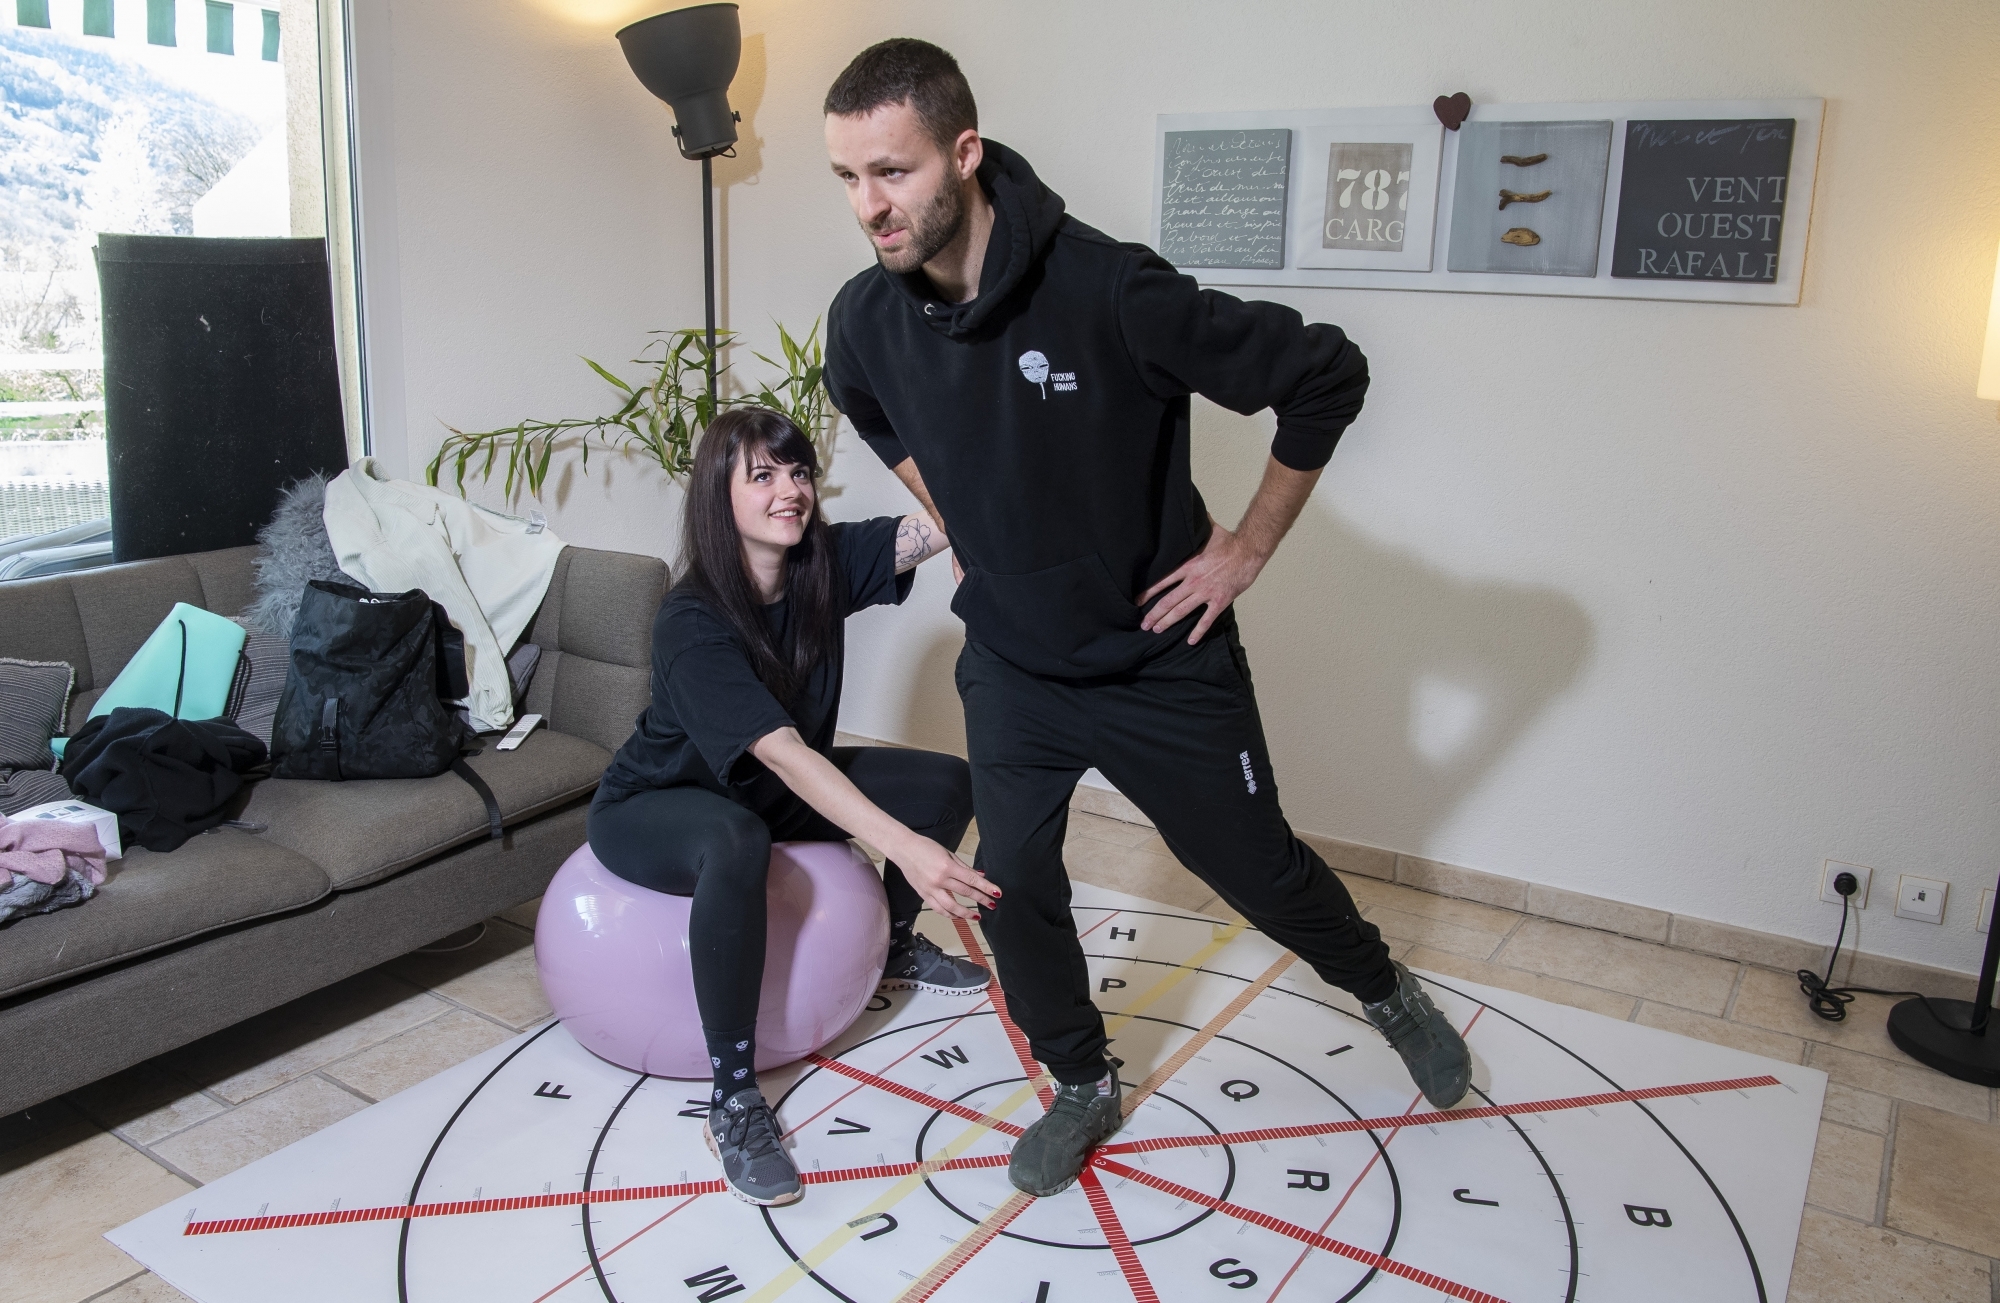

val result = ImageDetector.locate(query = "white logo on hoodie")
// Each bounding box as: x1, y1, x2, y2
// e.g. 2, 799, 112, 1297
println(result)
1018, 349, 1078, 399
1018, 350, 1050, 398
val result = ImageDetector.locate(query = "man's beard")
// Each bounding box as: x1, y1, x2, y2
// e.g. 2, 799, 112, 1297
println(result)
867, 173, 965, 275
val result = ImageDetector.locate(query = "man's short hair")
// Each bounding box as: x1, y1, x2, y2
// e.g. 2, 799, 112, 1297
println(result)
823, 38, 978, 153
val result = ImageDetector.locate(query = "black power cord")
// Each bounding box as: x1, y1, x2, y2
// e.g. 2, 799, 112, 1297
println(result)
1797, 871, 1948, 1024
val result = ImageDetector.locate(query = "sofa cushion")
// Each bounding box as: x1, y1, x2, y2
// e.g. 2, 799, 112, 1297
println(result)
0, 658, 74, 770
239, 728, 610, 890
223, 619, 291, 748
0, 829, 330, 1001
523, 547, 665, 753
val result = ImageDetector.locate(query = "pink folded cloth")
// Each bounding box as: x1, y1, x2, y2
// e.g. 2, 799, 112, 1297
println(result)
0, 813, 108, 886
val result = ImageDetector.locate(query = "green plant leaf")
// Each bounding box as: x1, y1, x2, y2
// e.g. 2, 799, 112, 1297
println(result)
583, 356, 634, 394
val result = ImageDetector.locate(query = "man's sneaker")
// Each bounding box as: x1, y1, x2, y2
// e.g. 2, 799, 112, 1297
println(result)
1361, 961, 1472, 1109
879, 931, 991, 996
1007, 1060, 1123, 1197
704, 1087, 802, 1206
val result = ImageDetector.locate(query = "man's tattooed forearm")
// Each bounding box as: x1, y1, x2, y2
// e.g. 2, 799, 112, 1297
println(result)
894, 515, 936, 571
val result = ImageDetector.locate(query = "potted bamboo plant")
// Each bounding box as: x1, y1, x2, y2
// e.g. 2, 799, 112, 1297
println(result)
426, 322, 828, 501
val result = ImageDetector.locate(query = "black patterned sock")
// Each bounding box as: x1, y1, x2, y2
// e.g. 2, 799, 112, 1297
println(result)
705, 1022, 757, 1104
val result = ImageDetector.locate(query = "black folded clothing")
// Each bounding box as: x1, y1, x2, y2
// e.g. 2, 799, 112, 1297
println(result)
60, 708, 267, 852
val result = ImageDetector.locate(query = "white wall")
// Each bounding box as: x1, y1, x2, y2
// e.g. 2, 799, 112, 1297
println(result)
348, 0, 2000, 975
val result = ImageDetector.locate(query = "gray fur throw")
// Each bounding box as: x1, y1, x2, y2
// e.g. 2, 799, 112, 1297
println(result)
242, 473, 366, 636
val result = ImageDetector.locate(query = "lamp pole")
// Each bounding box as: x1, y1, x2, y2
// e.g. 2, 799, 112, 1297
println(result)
703, 153, 716, 406
1892, 242, 2000, 1083
614, 2, 741, 413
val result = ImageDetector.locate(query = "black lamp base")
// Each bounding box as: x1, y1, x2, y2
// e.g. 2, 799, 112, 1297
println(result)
1886, 997, 2000, 1086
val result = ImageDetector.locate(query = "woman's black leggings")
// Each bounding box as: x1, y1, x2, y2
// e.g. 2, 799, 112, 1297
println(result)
587, 746, 973, 1036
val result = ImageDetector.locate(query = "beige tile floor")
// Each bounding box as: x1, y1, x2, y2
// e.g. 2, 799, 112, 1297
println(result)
7, 810, 1997, 1302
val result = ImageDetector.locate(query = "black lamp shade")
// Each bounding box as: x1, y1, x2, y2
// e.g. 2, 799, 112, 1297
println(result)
616, 3, 741, 160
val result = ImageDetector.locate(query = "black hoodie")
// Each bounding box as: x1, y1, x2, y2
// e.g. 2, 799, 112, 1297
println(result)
824, 140, 1369, 679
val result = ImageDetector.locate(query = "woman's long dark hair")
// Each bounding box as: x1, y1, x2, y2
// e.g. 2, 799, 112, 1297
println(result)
677, 407, 839, 705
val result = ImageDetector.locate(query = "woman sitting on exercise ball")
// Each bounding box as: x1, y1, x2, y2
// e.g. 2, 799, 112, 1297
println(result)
589, 406, 997, 1207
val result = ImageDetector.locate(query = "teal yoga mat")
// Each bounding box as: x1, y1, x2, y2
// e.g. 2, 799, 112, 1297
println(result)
89, 602, 247, 723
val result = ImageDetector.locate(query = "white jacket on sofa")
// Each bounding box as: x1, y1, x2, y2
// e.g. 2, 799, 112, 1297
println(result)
322, 459, 565, 732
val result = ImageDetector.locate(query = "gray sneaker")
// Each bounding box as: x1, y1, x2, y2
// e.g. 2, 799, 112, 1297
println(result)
1361, 961, 1472, 1109
1007, 1060, 1123, 1197
879, 931, 991, 996
704, 1087, 802, 1206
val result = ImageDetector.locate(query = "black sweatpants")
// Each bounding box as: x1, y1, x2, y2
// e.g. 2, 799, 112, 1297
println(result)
956, 618, 1395, 1084
586, 746, 973, 1036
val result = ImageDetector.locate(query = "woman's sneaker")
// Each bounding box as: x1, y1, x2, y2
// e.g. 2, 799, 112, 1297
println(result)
879, 931, 990, 995
704, 1087, 802, 1205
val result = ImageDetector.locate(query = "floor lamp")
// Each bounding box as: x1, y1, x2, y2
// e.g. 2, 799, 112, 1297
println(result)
1887, 241, 2000, 1086
615, 3, 742, 406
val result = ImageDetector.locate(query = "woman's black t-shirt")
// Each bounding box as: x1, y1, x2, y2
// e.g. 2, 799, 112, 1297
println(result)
597, 516, 914, 820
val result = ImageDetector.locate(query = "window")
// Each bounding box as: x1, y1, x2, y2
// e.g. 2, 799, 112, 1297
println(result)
2, 0, 365, 576
204, 1, 230, 55
147, 0, 175, 47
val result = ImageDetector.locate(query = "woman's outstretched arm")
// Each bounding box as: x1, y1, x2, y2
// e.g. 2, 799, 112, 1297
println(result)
749, 725, 997, 920
893, 509, 950, 574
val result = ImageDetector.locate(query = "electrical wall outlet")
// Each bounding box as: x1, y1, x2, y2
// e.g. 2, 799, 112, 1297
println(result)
1978, 888, 1994, 936
1821, 860, 1872, 908
1894, 874, 1948, 924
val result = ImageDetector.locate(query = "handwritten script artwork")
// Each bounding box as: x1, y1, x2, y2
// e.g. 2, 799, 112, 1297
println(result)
1158, 129, 1291, 270
1447, 119, 1612, 277
1321, 142, 1414, 252
1610, 119, 1796, 282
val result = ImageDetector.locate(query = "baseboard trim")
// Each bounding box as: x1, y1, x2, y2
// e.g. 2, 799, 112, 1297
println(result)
1226, 822, 1982, 1005
836, 732, 1987, 1003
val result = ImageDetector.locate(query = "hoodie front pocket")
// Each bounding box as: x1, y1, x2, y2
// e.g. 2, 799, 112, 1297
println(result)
951, 554, 1146, 676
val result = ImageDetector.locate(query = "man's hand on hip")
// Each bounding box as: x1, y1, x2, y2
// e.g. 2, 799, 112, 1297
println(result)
1138, 455, 1324, 645
1139, 518, 1266, 644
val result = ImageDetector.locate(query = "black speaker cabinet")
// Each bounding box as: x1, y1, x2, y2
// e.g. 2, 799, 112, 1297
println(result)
96, 235, 349, 563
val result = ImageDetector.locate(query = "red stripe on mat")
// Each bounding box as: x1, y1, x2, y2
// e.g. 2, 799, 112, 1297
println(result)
1094, 1157, 1511, 1303
181, 1155, 1013, 1236
1099, 1074, 1782, 1155
804, 1053, 1024, 1137
1078, 1166, 1161, 1303
953, 916, 1055, 1109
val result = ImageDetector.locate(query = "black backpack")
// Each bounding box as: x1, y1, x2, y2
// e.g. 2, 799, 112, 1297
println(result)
269, 580, 500, 837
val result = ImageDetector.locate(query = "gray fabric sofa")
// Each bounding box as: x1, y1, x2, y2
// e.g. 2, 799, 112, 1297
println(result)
0, 542, 665, 1115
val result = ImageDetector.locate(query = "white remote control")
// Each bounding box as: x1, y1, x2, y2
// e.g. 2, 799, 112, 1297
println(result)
495, 713, 543, 751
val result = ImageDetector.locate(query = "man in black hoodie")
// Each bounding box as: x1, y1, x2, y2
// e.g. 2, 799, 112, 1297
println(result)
821, 39, 1471, 1198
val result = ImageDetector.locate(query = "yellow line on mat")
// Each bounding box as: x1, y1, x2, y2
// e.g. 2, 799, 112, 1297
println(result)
740, 1074, 1049, 1303
1101, 921, 1247, 1039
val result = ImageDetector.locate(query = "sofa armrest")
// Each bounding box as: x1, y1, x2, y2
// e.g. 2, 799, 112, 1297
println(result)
523, 546, 667, 753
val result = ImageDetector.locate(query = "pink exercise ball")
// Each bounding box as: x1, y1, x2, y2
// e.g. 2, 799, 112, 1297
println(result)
534, 840, 890, 1078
